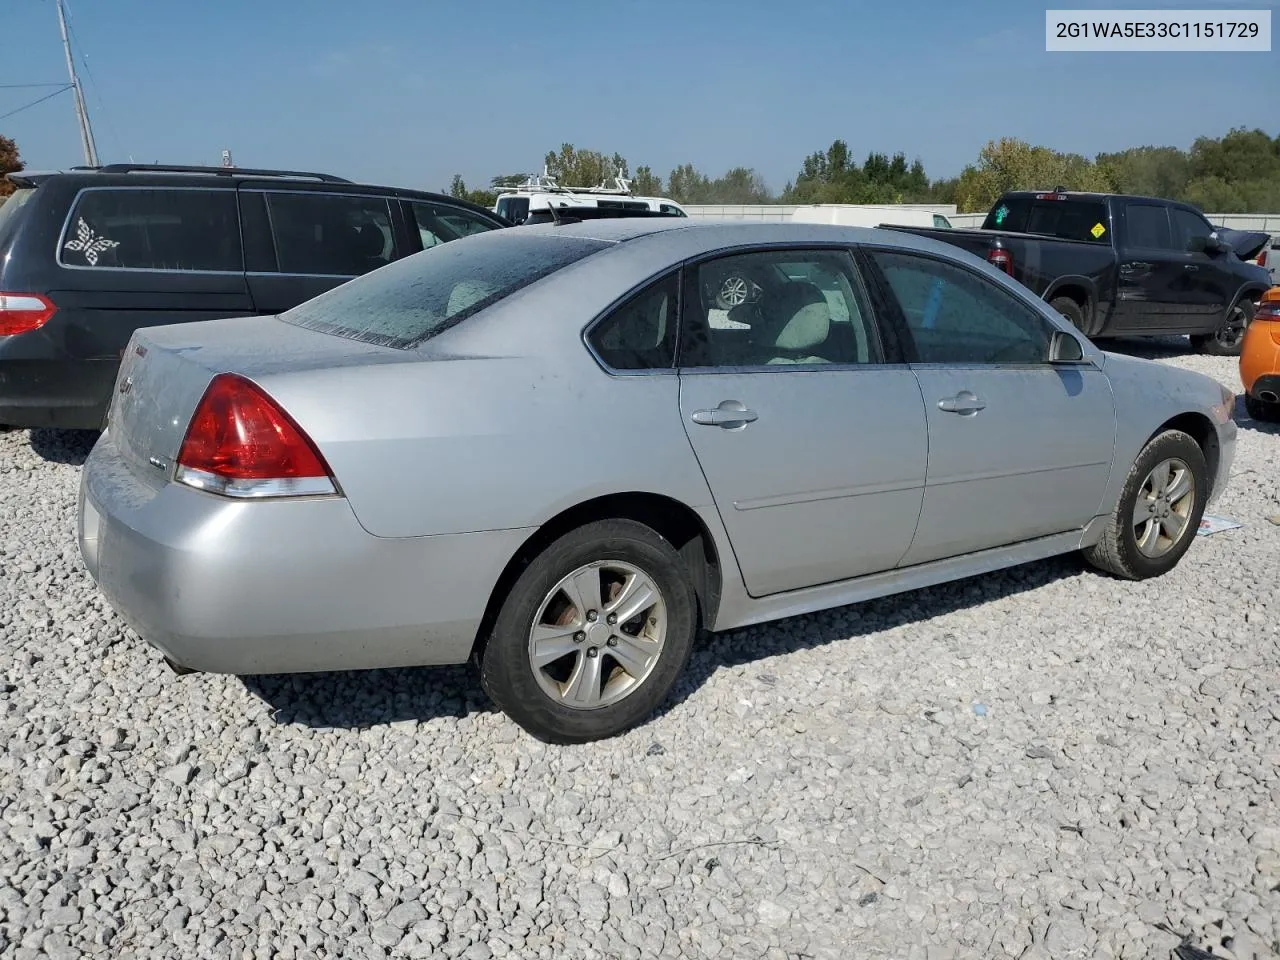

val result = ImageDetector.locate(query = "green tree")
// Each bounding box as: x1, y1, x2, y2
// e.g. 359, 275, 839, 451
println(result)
1095, 146, 1190, 199
0, 134, 22, 198
667, 163, 712, 203
953, 137, 1111, 213
543, 144, 628, 187
631, 165, 663, 195
444, 174, 497, 209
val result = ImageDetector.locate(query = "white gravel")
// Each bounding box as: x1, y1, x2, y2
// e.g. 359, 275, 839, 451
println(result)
0, 339, 1277, 960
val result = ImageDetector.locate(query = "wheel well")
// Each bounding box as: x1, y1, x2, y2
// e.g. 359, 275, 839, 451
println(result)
470, 493, 723, 661
1152, 413, 1220, 496
1048, 284, 1088, 308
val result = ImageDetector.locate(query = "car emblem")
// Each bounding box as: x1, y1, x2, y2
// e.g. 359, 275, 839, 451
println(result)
119, 376, 133, 395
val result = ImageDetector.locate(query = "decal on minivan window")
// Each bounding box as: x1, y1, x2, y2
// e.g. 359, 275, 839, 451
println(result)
63, 217, 120, 267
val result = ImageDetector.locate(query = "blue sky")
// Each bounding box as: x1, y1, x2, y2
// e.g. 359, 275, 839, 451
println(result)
3, 0, 1277, 195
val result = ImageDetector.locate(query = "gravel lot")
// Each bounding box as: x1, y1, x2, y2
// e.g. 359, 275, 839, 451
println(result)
0, 340, 1277, 960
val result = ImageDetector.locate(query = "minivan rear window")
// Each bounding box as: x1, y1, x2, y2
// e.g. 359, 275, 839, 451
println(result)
279, 231, 610, 348
983, 196, 1109, 243
496, 196, 530, 224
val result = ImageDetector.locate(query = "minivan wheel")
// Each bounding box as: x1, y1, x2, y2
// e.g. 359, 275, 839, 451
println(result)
1083, 429, 1208, 580
1191, 300, 1253, 357
479, 519, 698, 744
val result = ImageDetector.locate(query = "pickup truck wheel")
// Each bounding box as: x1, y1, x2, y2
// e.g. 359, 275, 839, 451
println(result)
1191, 300, 1253, 357
1049, 296, 1090, 335
1083, 429, 1207, 581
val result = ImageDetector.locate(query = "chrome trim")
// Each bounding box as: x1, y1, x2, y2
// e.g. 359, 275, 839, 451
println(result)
173, 465, 338, 500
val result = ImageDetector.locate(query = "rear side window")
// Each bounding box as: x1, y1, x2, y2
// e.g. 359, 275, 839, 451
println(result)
265, 192, 394, 277
280, 232, 609, 348
1124, 202, 1172, 249
0, 188, 37, 248
60, 188, 241, 271
984, 197, 1109, 243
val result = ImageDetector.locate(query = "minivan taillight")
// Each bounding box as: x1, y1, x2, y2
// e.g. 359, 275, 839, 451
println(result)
0, 293, 57, 336
987, 244, 1014, 276
175, 373, 338, 499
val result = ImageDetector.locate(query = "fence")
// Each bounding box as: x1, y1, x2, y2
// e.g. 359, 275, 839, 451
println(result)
686, 202, 1279, 234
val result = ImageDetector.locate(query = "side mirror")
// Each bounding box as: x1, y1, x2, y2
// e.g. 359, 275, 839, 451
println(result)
1049, 329, 1085, 363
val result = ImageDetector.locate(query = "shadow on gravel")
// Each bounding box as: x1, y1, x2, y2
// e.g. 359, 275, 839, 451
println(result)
245, 553, 1085, 734
28, 428, 98, 465
1097, 335, 1192, 360
242, 663, 496, 729
658, 553, 1087, 720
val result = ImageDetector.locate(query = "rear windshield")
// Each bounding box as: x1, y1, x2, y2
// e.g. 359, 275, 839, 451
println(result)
0, 188, 37, 248
495, 196, 530, 224
983, 196, 1110, 243
279, 231, 609, 348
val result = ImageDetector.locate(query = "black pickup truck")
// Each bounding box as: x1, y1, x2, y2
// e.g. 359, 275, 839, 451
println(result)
881, 189, 1273, 355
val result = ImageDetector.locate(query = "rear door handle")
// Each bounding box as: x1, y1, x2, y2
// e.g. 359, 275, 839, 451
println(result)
1184, 264, 1199, 271
691, 400, 758, 428
938, 392, 986, 415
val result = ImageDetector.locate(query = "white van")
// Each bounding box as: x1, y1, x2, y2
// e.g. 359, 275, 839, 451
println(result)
494, 173, 687, 225
790, 204, 953, 229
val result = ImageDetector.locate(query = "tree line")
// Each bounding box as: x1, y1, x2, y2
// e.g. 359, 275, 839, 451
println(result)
447, 127, 1280, 215
4, 128, 1278, 214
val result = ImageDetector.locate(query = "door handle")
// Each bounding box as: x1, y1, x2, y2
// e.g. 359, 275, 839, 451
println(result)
691, 400, 758, 428
1184, 264, 1199, 271
1120, 262, 1151, 274
937, 393, 986, 415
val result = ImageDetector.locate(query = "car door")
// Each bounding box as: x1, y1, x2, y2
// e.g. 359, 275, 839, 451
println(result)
675, 247, 928, 598
240, 189, 401, 314
1169, 206, 1232, 328
864, 248, 1115, 567
1114, 200, 1199, 334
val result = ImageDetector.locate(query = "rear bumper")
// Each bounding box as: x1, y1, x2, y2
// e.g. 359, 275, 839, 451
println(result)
0, 358, 117, 429
78, 431, 532, 675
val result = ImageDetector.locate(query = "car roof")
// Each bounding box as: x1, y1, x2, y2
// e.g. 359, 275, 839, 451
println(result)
5, 164, 493, 211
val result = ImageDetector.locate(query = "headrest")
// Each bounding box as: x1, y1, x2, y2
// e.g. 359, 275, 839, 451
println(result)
756, 281, 831, 352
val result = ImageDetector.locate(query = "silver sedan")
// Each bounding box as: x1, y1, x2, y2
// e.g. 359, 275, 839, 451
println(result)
77, 219, 1237, 743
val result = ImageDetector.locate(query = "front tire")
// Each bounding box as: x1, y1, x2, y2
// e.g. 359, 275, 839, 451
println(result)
1191, 300, 1253, 357
479, 519, 698, 744
1083, 430, 1208, 580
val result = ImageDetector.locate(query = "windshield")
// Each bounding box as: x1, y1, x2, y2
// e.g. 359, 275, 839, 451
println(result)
983, 196, 1109, 243
279, 231, 610, 348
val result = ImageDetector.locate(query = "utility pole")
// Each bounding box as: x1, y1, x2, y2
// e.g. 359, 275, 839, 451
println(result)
55, 0, 98, 167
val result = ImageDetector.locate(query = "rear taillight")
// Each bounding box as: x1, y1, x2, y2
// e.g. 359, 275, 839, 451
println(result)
0, 293, 57, 336
1257, 287, 1280, 322
175, 373, 338, 499
987, 243, 1014, 276
1258, 250, 1267, 267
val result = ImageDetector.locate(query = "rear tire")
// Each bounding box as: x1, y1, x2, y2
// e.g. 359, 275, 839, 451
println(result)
479, 519, 698, 744
1191, 300, 1253, 357
1049, 296, 1089, 336
1083, 430, 1208, 581
1245, 394, 1280, 423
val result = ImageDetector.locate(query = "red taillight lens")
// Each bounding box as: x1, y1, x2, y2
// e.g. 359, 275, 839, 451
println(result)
1259, 250, 1267, 267
1257, 288, 1280, 322
175, 373, 337, 499
0, 292, 57, 336
988, 247, 1014, 276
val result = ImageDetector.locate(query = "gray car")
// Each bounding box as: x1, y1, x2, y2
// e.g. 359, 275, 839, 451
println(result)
77, 219, 1238, 743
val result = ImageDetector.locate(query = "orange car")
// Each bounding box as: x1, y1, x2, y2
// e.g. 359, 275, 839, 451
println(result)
1241, 286, 1280, 422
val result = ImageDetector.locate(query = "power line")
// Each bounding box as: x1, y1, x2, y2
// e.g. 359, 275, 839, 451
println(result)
0, 85, 73, 122
0, 82, 70, 89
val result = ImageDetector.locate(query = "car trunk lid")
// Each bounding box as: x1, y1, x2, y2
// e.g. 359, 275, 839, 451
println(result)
108, 314, 410, 484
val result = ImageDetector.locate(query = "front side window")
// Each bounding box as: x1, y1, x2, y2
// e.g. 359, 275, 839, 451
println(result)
1124, 202, 1173, 250
660, 204, 686, 217
60, 188, 241, 271
587, 273, 679, 371
1171, 208, 1214, 252
280, 232, 609, 348
680, 249, 881, 368
265, 193, 394, 277
871, 251, 1054, 365
411, 201, 499, 248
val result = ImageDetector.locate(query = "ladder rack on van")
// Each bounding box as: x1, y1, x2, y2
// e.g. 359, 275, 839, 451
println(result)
503, 169, 634, 197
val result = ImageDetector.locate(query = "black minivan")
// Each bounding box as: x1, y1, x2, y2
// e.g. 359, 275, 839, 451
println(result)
0, 164, 508, 429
